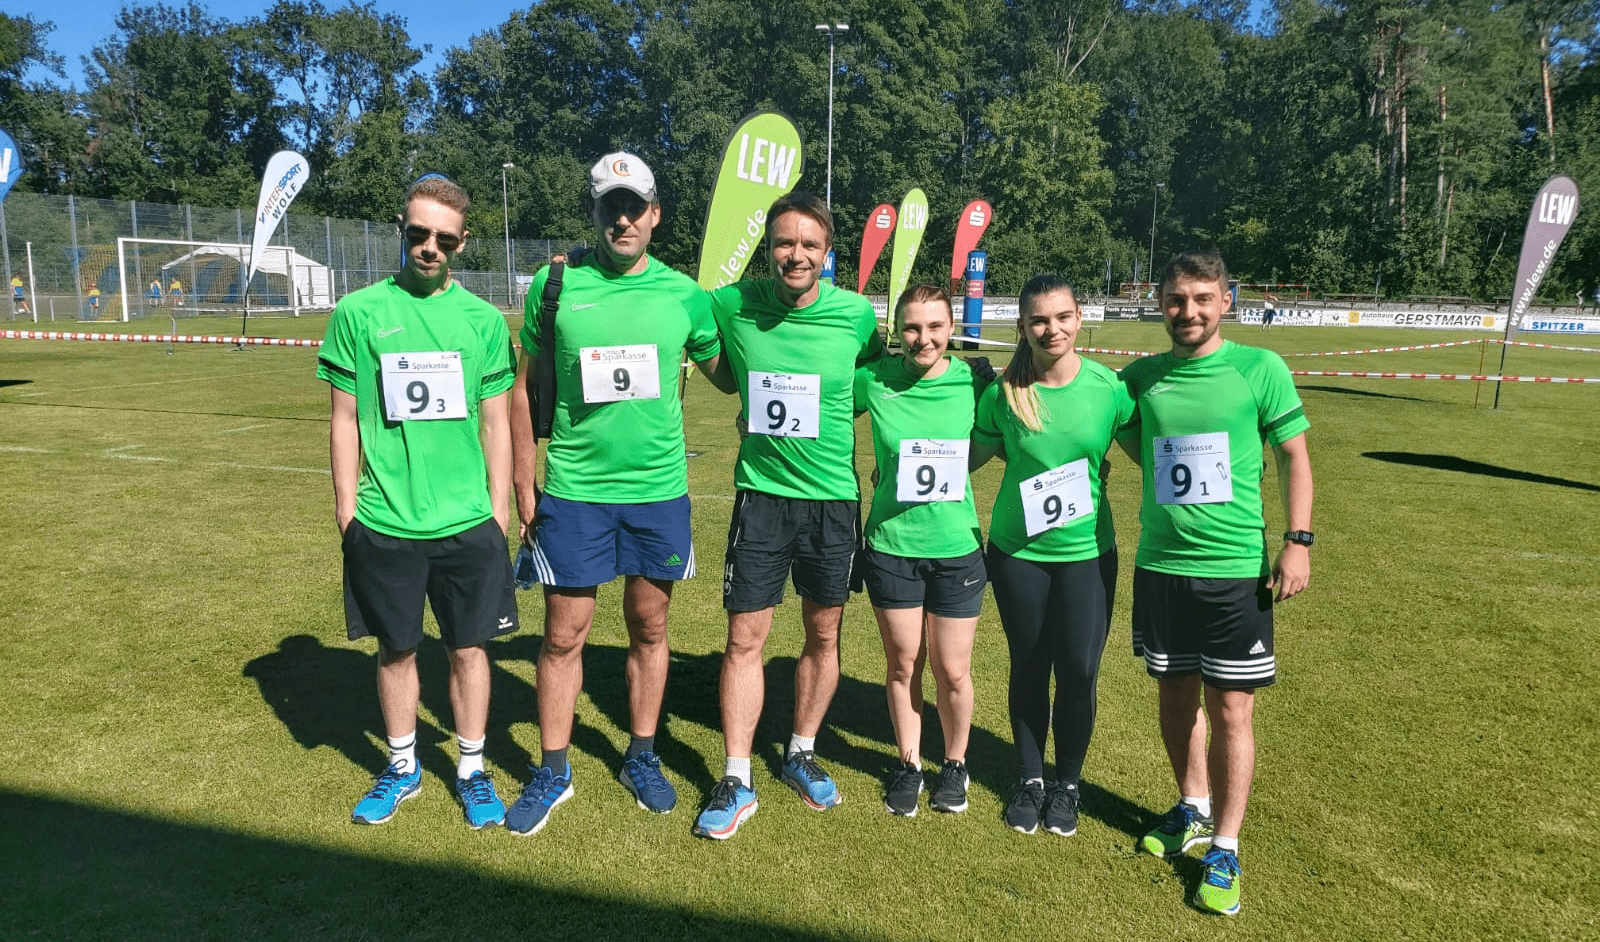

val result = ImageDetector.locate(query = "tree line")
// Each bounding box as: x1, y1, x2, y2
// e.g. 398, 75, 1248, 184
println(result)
3, 0, 1598, 298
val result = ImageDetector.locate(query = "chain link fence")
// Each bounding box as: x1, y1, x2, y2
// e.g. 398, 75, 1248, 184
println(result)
0, 192, 580, 323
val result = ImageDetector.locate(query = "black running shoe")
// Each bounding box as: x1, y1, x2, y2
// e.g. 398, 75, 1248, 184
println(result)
1043, 780, 1080, 836
1004, 778, 1046, 834
929, 760, 969, 813
884, 763, 923, 816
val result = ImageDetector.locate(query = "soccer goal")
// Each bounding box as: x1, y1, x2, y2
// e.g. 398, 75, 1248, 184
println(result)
115, 237, 335, 323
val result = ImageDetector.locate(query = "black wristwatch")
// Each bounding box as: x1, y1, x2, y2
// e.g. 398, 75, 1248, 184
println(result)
1283, 530, 1315, 547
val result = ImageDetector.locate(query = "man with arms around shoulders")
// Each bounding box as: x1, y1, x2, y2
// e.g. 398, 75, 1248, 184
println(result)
1118, 248, 1314, 915
506, 152, 733, 836
692, 191, 886, 840
318, 173, 520, 831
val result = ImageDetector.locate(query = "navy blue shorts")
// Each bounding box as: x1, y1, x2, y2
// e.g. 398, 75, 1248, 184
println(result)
526, 493, 696, 588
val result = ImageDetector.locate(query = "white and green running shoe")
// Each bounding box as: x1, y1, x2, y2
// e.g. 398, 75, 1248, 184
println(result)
1193, 847, 1242, 915
1139, 801, 1214, 856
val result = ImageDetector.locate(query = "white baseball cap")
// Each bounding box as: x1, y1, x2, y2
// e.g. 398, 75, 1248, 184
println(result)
589, 152, 657, 201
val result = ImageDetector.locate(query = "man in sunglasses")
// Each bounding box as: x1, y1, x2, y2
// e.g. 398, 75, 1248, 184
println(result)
317, 174, 520, 831
506, 152, 733, 836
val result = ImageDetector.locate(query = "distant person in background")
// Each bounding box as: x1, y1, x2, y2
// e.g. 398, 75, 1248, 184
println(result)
1592, 288, 1598, 312
1576, 291, 1585, 311
87, 283, 101, 317
149, 279, 163, 309
169, 278, 183, 307
1261, 294, 1277, 331
317, 173, 520, 831
11, 274, 23, 311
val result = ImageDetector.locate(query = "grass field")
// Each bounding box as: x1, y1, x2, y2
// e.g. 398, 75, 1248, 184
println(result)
1, 319, 1596, 941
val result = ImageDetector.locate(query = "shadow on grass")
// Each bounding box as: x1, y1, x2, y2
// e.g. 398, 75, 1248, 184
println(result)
0, 788, 870, 942
0, 378, 31, 388
1297, 383, 1428, 402
246, 632, 1150, 842
1363, 450, 1600, 492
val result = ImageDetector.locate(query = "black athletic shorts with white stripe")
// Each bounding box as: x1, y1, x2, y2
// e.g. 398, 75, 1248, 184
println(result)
1131, 567, 1275, 690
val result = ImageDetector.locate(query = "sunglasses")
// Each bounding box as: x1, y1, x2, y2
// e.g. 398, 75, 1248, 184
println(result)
401, 225, 463, 253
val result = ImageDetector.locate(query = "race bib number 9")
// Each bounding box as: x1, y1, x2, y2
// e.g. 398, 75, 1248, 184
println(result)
896, 439, 968, 503
1020, 458, 1093, 537
381, 351, 467, 421
1153, 431, 1233, 505
580, 344, 660, 403
748, 371, 820, 438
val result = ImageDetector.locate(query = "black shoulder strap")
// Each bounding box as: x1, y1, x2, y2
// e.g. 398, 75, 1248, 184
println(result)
534, 261, 563, 439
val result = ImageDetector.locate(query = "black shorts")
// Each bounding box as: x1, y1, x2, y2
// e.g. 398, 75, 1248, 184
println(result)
723, 490, 858, 612
342, 517, 520, 652
1131, 567, 1275, 690
861, 547, 986, 618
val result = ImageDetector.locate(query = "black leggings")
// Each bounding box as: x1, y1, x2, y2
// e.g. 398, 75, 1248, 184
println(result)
986, 545, 1117, 783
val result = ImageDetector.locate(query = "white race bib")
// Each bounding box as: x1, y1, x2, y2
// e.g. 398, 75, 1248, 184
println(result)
896, 439, 968, 503
580, 344, 660, 403
748, 371, 820, 438
1020, 458, 1094, 537
381, 351, 467, 421
1153, 431, 1233, 505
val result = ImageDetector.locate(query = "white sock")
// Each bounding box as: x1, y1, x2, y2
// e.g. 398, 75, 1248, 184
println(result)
1182, 794, 1212, 818
457, 735, 485, 778
724, 757, 752, 788
386, 732, 417, 775
1212, 835, 1239, 853
787, 734, 816, 758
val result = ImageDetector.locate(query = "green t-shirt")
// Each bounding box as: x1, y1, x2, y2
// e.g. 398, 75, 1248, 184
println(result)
853, 356, 985, 558
1118, 340, 1310, 578
711, 279, 885, 501
973, 357, 1135, 562
317, 278, 517, 540
520, 255, 721, 503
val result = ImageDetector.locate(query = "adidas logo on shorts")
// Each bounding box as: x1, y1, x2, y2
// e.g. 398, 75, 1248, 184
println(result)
1248, 640, 1267, 655
665, 553, 683, 566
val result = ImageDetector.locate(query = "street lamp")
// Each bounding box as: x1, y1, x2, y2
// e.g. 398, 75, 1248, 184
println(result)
502, 162, 515, 308
1147, 182, 1165, 296
814, 22, 849, 207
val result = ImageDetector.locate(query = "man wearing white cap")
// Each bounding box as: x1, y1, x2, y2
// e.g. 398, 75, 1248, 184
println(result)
506, 152, 733, 835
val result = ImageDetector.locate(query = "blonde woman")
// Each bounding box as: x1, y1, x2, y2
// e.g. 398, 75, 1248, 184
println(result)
971, 274, 1134, 835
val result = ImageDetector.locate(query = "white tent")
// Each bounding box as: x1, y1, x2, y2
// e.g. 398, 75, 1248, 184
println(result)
160, 242, 333, 309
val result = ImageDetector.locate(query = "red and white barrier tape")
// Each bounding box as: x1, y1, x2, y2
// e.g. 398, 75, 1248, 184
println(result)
0, 330, 322, 347
1500, 340, 1600, 354
5, 330, 1596, 383
1290, 370, 1600, 383
1282, 340, 1483, 357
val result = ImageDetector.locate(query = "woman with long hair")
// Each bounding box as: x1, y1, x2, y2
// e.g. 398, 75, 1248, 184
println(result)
971, 274, 1134, 835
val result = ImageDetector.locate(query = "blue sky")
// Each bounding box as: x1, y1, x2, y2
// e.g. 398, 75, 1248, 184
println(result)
15, 1, 1277, 91
12, 0, 513, 90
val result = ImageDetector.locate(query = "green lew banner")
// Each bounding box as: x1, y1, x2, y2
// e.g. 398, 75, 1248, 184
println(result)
886, 188, 929, 319
697, 111, 804, 289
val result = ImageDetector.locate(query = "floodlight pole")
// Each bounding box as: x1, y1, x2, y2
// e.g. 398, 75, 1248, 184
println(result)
502, 162, 515, 309
814, 23, 849, 208
1148, 182, 1165, 295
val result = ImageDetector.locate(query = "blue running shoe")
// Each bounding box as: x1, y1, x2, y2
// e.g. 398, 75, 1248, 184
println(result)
780, 750, 842, 810
619, 751, 677, 813
352, 763, 421, 825
505, 764, 573, 836
692, 776, 758, 840
455, 771, 506, 830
